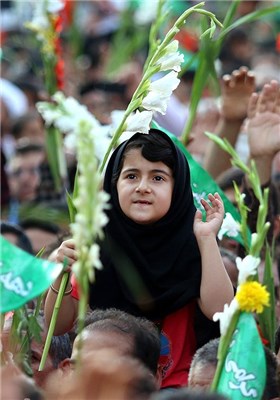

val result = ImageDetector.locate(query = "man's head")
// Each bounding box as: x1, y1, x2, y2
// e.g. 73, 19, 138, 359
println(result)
189, 337, 279, 400
20, 219, 63, 256
69, 308, 161, 382
7, 142, 45, 202
46, 348, 157, 400
11, 110, 45, 145
188, 338, 219, 390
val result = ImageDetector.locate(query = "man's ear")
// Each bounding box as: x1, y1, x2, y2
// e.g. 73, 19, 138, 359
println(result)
58, 358, 74, 373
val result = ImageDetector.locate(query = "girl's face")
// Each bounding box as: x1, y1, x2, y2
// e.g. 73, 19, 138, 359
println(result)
117, 148, 174, 225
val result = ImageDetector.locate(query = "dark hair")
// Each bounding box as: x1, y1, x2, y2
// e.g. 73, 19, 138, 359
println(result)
20, 219, 62, 235
49, 334, 72, 368
14, 142, 44, 155
0, 221, 33, 254
189, 338, 219, 372
81, 308, 161, 375
189, 337, 279, 400
216, 167, 245, 192
79, 80, 127, 97
11, 111, 42, 139
112, 131, 175, 184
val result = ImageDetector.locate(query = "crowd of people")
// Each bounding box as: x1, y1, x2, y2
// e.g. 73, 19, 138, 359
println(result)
1, 0, 280, 399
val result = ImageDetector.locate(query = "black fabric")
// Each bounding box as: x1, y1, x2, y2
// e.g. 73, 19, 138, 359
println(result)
89, 129, 202, 319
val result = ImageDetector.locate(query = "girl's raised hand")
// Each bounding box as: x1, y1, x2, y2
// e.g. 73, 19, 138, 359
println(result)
193, 192, 224, 239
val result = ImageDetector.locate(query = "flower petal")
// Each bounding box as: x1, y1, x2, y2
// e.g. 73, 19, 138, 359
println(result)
213, 298, 239, 336
156, 41, 184, 72
142, 71, 180, 114
218, 212, 240, 240
236, 255, 261, 284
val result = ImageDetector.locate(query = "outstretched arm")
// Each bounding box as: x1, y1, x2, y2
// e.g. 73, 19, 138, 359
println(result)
44, 239, 79, 335
203, 67, 255, 178
194, 193, 234, 319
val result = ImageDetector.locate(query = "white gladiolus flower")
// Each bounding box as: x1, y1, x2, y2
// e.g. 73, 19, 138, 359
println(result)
218, 212, 240, 241
89, 244, 103, 270
213, 298, 239, 336
250, 232, 259, 248
36, 103, 62, 126
64, 132, 76, 152
117, 110, 152, 143
142, 71, 180, 114
125, 110, 153, 134
236, 255, 261, 284
69, 119, 110, 283
37, 92, 100, 132
37, 91, 111, 163
156, 40, 184, 72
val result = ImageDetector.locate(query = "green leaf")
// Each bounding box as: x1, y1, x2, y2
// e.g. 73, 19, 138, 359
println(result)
17, 203, 69, 226
22, 356, 33, 377
35, 247, 46, 258
66, 189, 77, 224
28, 315, 43, 344
258, 245, 276, 350
218, 5, 280, 43
222, 0, 241, 29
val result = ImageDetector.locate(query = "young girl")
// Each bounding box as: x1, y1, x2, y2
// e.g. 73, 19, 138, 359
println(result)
44, 129, 233, 387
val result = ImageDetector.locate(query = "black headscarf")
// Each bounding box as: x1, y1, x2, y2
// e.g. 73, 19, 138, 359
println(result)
89, 129, 202, 320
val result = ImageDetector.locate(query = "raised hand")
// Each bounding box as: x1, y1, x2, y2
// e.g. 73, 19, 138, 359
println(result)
193, 192, 224, 239
247, 80, 280, 159
203, 67, 255, 179
221, 66, 255, 121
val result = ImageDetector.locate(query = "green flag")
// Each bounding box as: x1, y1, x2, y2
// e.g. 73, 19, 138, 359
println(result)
151, 120, 246, 245
217, 312, 266, 399
0, 236, 63, 313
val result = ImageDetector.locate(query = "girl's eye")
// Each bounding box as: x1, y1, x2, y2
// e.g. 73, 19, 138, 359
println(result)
154, 176, 164, 181
127, 174, 136, 180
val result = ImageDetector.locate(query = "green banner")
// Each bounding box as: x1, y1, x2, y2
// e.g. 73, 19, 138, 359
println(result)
0, 236, 63, 313
217, 312, 266, 399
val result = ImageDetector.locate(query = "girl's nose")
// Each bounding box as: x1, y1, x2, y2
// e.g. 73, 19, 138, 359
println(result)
136, 179, 151, 193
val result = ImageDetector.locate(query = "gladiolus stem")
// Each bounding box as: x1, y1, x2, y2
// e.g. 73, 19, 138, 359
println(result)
39, 272, 69, 371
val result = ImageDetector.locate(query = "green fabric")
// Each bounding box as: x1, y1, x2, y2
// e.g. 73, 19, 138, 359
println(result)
167, 0, 191, 17
179, 48, 198, 72
0, 236, 63, 313
217, 312, 266, 399
151, 120, 246, 246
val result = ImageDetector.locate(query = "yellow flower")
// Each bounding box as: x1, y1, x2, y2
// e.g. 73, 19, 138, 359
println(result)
236, 281, 270, 313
